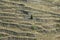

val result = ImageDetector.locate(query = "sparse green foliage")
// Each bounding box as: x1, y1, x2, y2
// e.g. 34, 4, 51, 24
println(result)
0, 34, 2, 37
31, 25, 37, 30
34, 39, 37, 40
56, 24, 60, 28
0, 34, 7, 37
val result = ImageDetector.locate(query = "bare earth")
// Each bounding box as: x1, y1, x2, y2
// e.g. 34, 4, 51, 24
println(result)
0, 0, 60, 40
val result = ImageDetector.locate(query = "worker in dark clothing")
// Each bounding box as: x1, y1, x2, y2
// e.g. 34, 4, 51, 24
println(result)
30, 15, 33, 19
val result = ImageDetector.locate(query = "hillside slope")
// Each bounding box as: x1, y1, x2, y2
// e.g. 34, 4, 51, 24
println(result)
0, 0, 60, 40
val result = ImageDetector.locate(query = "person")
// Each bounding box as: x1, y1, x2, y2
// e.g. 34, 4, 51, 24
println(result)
30, 15, 33, 19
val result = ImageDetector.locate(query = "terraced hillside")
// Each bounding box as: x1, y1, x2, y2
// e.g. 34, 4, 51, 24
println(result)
0, 0, 60, 40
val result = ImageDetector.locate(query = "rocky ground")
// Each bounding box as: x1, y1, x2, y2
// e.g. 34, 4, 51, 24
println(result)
0, 0, 60, 40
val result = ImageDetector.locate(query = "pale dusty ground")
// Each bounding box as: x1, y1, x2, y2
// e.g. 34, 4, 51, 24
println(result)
0, 0, 60, 40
